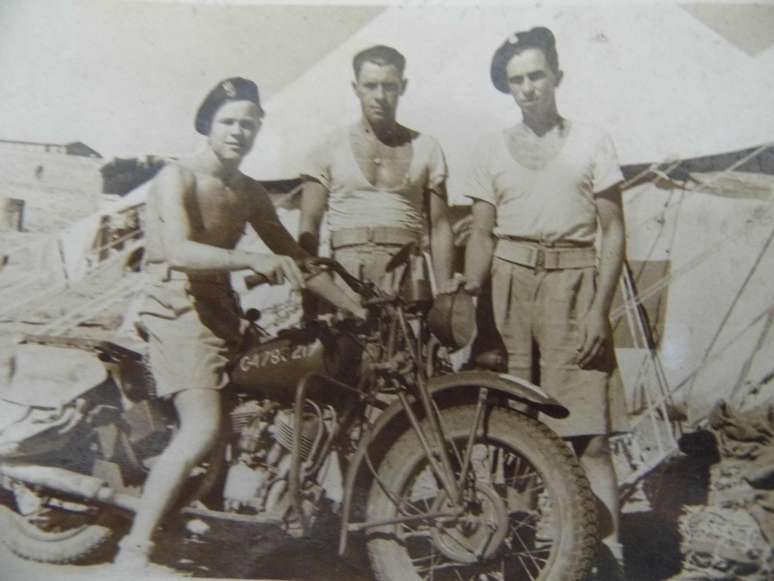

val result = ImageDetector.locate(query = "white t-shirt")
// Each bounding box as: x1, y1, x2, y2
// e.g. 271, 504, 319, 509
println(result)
466, 121, 624, 245
301, 124, 448, 233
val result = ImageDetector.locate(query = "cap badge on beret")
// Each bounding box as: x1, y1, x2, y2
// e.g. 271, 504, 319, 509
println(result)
222, 80, 237, 98
508, 33, 519, 44
194, 76, 263, 135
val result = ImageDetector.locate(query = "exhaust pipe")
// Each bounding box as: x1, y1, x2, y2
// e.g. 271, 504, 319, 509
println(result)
0, 463, 138, 512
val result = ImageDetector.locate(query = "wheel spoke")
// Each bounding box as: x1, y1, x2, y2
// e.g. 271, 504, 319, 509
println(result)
508, 512, 538, 532
509, 518, 550, 572
516, 554, 541, 581
370, 408, 594, 581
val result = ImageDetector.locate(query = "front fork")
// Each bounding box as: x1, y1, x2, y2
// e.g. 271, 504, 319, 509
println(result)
397, 381, 489, 508
394, 307, 489, 507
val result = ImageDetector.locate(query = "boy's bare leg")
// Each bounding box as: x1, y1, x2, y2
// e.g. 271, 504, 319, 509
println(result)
117, 388, 222, 561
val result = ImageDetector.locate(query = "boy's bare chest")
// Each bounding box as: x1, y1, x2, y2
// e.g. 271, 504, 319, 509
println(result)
188, 180, 251, 245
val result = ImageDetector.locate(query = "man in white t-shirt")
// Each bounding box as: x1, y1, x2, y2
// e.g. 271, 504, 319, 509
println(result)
298, 45, 455, 294
464, 27, 628, 578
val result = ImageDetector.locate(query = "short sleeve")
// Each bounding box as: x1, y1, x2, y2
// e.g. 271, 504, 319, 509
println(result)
592, 132, 624, 195
425, 137, 448, 198
298, 139, 333, 190
464, 136, 498, 206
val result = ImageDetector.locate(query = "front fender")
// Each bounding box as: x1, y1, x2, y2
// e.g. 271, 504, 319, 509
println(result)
337, 370, 568, 554
426, 370, 568, 418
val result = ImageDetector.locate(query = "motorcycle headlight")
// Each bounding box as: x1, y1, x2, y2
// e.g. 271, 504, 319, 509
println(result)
427, 290, 477, 351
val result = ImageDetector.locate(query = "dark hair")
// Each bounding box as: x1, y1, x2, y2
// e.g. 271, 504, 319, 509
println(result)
352, 45, 406, 78
490, 27, 559, 93
194, 77, 264, 136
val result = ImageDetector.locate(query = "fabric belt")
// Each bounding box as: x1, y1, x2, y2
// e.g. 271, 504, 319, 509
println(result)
494, 238, 596, 270
330, 226, 421, 250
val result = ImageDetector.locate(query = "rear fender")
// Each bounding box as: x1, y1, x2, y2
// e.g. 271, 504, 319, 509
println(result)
337, 370, 567, 554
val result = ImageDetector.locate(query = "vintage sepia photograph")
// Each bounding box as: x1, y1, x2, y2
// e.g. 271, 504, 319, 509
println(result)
0, 1, 773, 580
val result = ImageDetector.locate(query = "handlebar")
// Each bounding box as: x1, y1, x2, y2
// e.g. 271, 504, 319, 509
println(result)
243, 272, 270, 289
243, 256, 378, 300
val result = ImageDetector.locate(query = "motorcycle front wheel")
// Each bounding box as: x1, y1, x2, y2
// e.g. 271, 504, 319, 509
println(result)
366, 404, 597, 581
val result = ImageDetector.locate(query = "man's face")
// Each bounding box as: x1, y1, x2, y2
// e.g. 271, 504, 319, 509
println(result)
505, 48, 562, 118
208, 100, 262, 161
352, 62, 405, 126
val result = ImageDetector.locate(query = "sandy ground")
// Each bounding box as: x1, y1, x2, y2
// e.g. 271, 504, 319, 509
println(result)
0, 182, 735, 580
0, 453, 714, 581
0, 511, 371, 581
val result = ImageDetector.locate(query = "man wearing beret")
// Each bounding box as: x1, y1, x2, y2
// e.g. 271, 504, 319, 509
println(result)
115, 77, 365, 570
463, 27, 629, 577
298, 45, 456, 295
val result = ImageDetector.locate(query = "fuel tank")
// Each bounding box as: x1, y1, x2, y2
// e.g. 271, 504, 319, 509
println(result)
230, 324, 362, 404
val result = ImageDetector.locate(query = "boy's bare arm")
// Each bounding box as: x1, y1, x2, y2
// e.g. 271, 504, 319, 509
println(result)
298, 180, 329, 255
154, 164, 303, 287
249, 192, 365, 319
577, 184, 626, 367
463, 201, 497, 295
428, 185, 455, 292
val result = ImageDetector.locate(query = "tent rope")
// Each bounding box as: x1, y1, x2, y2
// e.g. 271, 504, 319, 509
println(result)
682, 219, 774, 403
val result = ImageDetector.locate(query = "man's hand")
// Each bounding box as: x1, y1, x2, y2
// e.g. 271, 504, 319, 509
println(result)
250, 255, 305, 290
463, 275, 485, 296
577, 308, 611, 368
437, 273, 466, 295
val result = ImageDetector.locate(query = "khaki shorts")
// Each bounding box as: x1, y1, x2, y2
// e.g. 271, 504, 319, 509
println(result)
491, 258, 629, 437
333, 243, 406, 301
137, 278, 242, 399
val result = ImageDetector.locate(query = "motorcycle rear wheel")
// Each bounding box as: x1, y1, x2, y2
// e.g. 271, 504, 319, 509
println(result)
366, 404, 598, 581
0, 484, 114, 564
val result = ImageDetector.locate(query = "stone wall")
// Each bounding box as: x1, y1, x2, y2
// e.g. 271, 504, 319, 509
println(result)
0, 148, 102, 193
0, 148, 103, 232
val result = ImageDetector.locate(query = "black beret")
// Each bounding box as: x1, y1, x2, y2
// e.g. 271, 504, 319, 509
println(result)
194, 77, 264, 135
490, 27, 558, 93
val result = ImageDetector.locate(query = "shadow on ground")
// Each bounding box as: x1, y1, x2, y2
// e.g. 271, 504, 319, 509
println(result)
24, 449, 710, 581
621, 449, 716, 581
152, 514, 371, 580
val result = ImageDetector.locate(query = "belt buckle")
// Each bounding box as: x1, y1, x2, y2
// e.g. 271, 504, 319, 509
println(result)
534, 248, 545, 271
365, 226, 375, 243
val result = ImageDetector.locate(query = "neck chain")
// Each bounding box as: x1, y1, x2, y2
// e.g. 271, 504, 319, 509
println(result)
361, 121, 407, 165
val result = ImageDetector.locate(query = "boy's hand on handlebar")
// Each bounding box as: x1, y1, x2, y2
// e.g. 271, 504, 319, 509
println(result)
250, 255, 305, 290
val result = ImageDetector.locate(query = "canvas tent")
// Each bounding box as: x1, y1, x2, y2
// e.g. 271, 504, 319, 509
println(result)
4, 4, 773, 444
237, 3, 774, 428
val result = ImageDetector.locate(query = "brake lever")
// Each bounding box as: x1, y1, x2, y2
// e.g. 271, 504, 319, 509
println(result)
299, 257, 379, 299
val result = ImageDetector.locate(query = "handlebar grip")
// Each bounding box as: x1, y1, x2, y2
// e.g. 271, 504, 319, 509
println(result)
244, 273, 269, 290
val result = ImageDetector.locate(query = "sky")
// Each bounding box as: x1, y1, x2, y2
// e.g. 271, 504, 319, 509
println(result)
2, 0, 773, 177
0, 0, 382, 157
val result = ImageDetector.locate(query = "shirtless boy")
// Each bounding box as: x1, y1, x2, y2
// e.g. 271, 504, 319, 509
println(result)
115, 77, 365, 570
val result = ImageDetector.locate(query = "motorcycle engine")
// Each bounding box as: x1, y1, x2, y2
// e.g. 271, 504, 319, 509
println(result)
222, 398, 325, 516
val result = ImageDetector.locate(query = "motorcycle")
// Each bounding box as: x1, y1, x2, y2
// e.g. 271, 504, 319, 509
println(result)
0, 247, 598, 580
